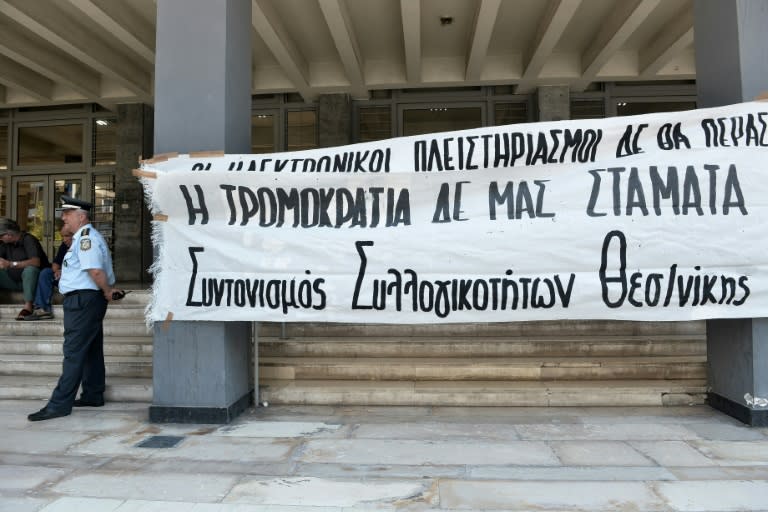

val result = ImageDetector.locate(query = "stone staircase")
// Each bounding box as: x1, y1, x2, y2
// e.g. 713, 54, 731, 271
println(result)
0, 288, 709, 407
257, 320, 709, 407
0, 290, 153, 402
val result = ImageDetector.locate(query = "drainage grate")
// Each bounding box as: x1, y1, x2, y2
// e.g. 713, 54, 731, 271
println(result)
135, 435, 185, 449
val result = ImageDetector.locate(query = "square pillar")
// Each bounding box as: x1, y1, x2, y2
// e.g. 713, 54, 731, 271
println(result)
149, 322, 253, 423
537, 85, 570, 122
150, 0, 253, 423
318, 93, 352, 147
694, 0, 768, 426
707, 320, 768, 426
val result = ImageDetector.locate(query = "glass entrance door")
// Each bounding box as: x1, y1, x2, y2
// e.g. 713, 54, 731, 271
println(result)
12, 175, 84, 257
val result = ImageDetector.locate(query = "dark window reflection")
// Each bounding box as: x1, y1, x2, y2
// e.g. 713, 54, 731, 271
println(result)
359, 107, 392, 142
252, 114, 275, 153
287, 111, 317, 151
18, 124, 84, 165
616, 101, 696, 116
403, 107, 482, 136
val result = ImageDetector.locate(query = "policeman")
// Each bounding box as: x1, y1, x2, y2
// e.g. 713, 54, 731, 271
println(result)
28, 196, 117, 421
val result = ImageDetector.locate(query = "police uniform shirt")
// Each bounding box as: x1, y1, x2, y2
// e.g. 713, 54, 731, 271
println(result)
58, 224, 115, 294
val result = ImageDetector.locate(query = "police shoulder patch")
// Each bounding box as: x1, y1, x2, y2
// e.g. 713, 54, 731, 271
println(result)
80, 238, 91, 251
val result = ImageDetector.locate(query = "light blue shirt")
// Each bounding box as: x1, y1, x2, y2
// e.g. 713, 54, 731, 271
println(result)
58, 223, 116, 294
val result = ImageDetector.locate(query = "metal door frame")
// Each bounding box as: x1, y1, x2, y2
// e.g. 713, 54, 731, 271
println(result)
11, 173, 86, 257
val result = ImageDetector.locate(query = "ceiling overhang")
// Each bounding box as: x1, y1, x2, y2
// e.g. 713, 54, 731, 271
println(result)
0, 0, 696, 108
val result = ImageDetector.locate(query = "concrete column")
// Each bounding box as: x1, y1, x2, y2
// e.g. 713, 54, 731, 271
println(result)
318, 94, 352, 147
150, 0, 253, 423
694, 0, 768, 426
537, 85, 570, 121
114, 104, 153, 283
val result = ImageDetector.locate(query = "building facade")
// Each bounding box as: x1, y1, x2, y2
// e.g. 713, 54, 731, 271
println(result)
0, 0, 765, 424
0, 81, 698, 283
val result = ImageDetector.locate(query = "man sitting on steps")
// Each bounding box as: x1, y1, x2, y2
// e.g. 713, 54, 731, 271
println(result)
0, 218, 50, 320
25, 228, 74, 321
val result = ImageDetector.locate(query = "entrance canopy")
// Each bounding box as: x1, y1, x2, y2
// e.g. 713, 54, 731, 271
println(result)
0, 0, 695, 108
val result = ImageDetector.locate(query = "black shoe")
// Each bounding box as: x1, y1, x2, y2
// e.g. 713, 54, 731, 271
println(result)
74, 398, 104, 407
28, 408, 70, 422
24, 308, 54, 321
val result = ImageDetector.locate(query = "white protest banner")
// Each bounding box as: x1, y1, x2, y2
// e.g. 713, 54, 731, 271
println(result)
140, 101, 768, 324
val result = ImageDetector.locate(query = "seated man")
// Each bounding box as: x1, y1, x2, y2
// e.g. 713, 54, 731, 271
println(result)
0, 218, 50, 320
25, 228, 74, 321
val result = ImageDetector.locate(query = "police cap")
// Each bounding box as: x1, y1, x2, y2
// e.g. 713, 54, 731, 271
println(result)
60, 196, 92, 212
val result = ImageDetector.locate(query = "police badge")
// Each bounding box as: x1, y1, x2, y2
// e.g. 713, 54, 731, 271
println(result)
80, 238, 91, 251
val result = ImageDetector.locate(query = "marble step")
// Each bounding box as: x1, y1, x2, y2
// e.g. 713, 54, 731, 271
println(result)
0, 336, 153, 357
259, 336, 706, 358
0, 304, 147, 321
257, 320, 705, 338
0, 354, 152, 378
0, 375, 152, 402
259, 379, 708, 407
260, 356, 707, 381
0, 319, 151, 337
0, 288, 151, 306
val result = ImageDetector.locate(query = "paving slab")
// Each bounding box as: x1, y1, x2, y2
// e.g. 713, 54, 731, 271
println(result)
148, 436, 296, 462
0, 464, 69, 490
0, 429, 93, 454
350, 422, 521, 440
2, 402, 768, 511
215, 421, 345, 438
691, 440, 768, 466
631, 440, 717, 467
224, 476, 432, 508
113, 499, 316, 512
98, 458, 295, 478
128, 424, 221, 437
515, 422, 698, 440
65, 434, 154, 458
568, 407, 738, 424
654, 480, 768, 511
113, 500, 192, 512
685, 422, 768, 441
39, 497, 123, 512
0, 452, 110, 470
300, 438, 560, 466
0, 497, 52, 512
468, 465, 677, 480
38, 499, 349, 512
550, 441, 655, 466
438, 480, 667, 510
293, 462, 466, 480
0, 412, 140, 432
668, 466, 768, 480
50, 472, 240, 502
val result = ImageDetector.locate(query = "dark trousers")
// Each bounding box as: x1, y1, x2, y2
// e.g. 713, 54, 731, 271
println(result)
47, 290, 108, 413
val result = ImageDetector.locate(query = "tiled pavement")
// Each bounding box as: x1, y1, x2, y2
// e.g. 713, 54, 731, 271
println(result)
1, 400, 767, 511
